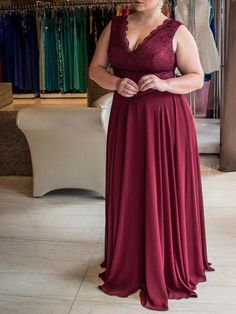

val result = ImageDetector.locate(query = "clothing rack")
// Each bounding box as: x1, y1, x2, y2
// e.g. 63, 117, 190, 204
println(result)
0, 0, 225, 107
0, 4, 37, 11
0, 0, 134, 98
187, 0, 225, 120
189, 0, 196, 117
0, 0, 134, 11
215, 0, 226, 120
36, 0, 134, 98
36, 0, 133, 6
216, 0, 226, 153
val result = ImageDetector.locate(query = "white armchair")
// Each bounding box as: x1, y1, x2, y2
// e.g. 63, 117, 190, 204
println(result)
16, 93, 114, 198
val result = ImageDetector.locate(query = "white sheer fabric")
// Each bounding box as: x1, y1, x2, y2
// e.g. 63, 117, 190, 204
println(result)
175, 0, 220, 74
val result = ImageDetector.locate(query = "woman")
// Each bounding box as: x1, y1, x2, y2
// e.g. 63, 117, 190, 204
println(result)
89, 0, 215, 311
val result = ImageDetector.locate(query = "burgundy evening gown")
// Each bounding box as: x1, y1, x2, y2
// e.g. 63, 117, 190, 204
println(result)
98, 15, 215, 311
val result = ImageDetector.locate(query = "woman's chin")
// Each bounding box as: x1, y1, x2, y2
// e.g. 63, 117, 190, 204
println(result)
133, 6, 144, 12
133, 2, 145, 10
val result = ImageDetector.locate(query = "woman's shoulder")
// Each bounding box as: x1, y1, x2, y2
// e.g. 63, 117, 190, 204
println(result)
171, 19, 191, 37
109, 15, 125, 32
171, 19, 195, 48
168, 18, 185, 30
110, 15, 125, 24
166, 18, 187, 38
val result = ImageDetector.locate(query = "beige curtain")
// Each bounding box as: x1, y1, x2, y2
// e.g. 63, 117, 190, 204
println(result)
220, 0, 236, 171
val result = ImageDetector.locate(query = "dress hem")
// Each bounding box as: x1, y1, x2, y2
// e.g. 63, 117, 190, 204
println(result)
98, 260, 215, 311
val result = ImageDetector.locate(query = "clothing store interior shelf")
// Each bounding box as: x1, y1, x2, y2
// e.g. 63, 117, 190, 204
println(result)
40, 93, 87, 99
13, 94, 39, 99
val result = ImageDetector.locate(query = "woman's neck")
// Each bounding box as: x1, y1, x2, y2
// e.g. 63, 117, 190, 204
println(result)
132, 9, 166, 24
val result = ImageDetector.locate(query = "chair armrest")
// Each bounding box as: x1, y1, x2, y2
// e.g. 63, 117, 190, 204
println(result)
16, 107, 104, 132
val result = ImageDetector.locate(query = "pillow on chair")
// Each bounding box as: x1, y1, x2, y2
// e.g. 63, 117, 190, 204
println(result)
92, 93, 114, 133
92, 92, 114, 108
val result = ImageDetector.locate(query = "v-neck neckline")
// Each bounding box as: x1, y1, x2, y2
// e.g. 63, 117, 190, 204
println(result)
123, 15, 171, 53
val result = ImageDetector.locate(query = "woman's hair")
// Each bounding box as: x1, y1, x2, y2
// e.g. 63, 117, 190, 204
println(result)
159, 0, 164, 9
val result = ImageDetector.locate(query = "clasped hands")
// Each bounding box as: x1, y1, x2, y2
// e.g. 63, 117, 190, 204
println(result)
116, 74, 168, 97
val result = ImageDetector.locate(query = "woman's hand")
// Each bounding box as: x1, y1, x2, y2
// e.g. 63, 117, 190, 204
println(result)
116, 78, 139, 97
138, 74, 167, 92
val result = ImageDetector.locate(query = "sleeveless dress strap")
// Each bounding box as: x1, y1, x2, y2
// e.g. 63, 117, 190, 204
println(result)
108, 16, 124, 59
109, 16, 124, 40
168, 19, 184, 38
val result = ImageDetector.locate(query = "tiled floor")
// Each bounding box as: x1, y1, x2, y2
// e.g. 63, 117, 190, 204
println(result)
0, 155, 235, 313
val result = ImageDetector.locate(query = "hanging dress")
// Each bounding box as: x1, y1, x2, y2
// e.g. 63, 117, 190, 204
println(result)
175, 0, 220, 74
98, 15, 215, 311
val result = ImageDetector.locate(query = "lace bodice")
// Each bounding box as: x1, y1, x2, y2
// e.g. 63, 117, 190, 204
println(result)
108, 15, 183, 83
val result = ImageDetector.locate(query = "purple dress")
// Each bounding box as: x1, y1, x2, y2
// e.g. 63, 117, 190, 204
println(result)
98, 15, 215, 311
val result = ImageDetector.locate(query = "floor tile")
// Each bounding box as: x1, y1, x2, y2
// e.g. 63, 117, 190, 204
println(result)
69, 299, 236, 314
0, 154, 235, 313
0, 295, 72, 314
0, 240, 96, 300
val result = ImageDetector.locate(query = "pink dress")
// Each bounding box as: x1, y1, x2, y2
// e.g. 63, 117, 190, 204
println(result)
98, 15, 215, 311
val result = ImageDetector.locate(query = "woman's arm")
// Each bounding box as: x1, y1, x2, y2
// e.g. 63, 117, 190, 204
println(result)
88, 21, 120, 90
88, 21, 139, 96
138, 25, 204, 94
164, 24, 204, 94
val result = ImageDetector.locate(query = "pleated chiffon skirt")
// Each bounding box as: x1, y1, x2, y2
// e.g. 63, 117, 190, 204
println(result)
98, 90, 215, 311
